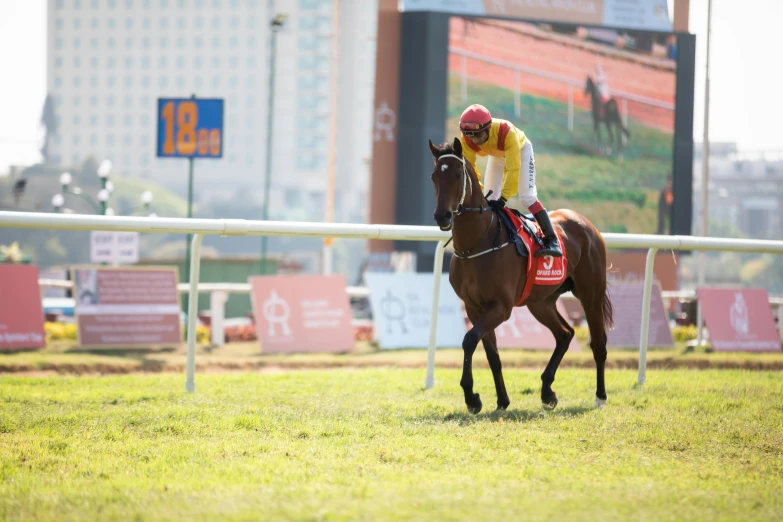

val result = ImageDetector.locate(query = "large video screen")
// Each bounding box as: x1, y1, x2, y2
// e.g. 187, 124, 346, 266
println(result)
446, 17, 679, 234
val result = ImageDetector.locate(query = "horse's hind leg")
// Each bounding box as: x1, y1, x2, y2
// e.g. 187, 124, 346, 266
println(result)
528, 300, 575, 410
573, 281, 609, 407
462, 303, 509, 415
481, 330, 510, 411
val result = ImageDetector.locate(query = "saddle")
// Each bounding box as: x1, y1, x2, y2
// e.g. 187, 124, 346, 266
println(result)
495, 207, 543, 257
496, 207, 569, 307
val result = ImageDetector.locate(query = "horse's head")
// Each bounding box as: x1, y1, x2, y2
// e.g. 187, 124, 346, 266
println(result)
429, 137, 470, 231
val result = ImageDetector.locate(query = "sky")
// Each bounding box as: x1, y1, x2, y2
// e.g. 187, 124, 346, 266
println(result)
0, 0, 782, 174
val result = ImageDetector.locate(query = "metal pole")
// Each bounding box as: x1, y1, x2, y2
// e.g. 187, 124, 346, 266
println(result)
185, 233, 204, 393
183, 154, 195, 310
261, 17, 283, 276
323, 0, 340, 275
637, 247, 658, 385
100, 177, 107, 215
425, 240, 447, 390
697, 0, 713, 345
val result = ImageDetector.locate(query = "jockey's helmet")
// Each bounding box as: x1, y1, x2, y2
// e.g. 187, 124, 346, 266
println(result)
459, 104, 492, 134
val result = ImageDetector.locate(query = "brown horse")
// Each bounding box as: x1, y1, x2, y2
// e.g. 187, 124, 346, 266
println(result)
584, 76, 630, 160
429, 137, 614, 413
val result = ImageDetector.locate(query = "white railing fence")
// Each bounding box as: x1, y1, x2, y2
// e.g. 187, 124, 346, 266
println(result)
3, 211, 783, 392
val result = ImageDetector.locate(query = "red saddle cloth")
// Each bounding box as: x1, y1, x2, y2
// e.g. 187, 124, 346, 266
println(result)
502, 208, 569, 306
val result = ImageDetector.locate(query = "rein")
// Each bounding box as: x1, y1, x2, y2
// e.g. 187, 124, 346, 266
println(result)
437, 154, 509, 260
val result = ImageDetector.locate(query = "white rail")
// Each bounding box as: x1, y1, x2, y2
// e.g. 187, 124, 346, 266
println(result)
4, 211, 783, 390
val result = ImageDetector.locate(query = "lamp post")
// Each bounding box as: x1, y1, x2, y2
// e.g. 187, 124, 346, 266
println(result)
696, 0, 713, 346
260, 13, 288, 276
97, 160, 112, 215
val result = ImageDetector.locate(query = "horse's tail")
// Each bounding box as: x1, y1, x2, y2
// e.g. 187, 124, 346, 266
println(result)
602, 284, 615, 331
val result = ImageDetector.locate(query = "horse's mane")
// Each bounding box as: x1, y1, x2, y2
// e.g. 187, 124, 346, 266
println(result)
436, 142, 456, 156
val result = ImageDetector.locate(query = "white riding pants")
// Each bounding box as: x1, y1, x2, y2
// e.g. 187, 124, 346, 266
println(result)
483, 138, 539, 210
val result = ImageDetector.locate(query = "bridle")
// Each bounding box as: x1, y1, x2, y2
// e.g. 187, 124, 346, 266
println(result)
435, 154, 472, 214
435, 153, 509, 259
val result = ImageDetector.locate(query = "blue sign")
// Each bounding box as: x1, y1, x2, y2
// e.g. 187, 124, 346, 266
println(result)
156, 98, 224, 158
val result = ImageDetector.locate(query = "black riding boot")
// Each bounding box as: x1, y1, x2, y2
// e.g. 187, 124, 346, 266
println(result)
533, 209, 563, 257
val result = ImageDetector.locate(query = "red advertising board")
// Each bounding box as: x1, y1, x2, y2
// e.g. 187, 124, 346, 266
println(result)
697, 288, 781, 352
0, 264, 45, 350
607, 283, 673, 349
250, 274, 355, 354
74, 267, 182, 347
494, 301, 582, 351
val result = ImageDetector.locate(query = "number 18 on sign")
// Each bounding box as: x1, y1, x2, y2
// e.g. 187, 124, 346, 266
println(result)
157, 98, 224, 158
156, 96, 224, 301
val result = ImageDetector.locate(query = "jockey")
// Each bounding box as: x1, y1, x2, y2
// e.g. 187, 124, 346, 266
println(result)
458, 103, 563, 257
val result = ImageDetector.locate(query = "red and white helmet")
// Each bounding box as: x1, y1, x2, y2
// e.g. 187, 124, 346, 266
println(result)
459, 104, 492, 133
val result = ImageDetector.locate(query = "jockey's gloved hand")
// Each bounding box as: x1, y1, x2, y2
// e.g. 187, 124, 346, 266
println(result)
487, 197, 506, 211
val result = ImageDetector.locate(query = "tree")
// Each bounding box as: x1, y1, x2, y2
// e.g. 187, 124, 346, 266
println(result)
40, 94, 58, 164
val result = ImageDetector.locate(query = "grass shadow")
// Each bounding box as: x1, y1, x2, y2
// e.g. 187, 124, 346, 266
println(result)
415, 404, 595, 425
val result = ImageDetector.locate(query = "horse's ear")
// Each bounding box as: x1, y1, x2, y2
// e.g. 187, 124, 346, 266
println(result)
453, 137, 463, 157
428, 139, 440, 158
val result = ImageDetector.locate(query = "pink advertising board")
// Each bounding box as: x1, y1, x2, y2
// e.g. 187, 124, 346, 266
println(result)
0, 264, 45, 350
494, 301, 582, 351
697, 288, 781, 352
250, 274, 355, 354
74, 267, 182, 347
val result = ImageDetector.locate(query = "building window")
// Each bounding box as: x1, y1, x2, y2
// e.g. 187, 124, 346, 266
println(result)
159, 56, 168, 68
73, 57, 81, 68
108, 18, 116, 29
142, 56, 151, 69
212, 17, 220, 29
126, 57, 133, 68
194, 16, 203, 29
56, 57, 63, 68
194, 56, 203, 69
56, 18, 64, 30
91, 37, 98, 49
125, 18, 133, 29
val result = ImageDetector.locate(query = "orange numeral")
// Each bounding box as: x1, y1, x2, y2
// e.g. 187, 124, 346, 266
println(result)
176, 101, 198, 155
209, 129, 221, 156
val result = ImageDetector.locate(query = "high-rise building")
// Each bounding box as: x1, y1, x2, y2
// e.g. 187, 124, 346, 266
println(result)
46, 0, 377, 224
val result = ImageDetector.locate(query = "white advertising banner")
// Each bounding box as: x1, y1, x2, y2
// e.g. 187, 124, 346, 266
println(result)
365, 273, 466, 349
90, 231, 140, 265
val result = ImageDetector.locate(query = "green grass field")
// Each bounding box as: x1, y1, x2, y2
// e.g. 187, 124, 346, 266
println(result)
2, 369, 782, 521
447, 76, 675, 233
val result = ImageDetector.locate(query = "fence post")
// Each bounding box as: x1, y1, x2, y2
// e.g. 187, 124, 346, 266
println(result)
637, 247, 658, 385
185, 234, 204, 393
425, 240, 447, 390
461, 55, 467, 102
210, 290, 228, 347
568, 85, 574, 132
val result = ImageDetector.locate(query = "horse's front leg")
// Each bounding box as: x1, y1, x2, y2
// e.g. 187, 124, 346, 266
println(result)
462, 302, 510, 414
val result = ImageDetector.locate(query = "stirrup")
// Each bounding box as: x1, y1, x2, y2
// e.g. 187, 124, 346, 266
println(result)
537, 239, 563, 257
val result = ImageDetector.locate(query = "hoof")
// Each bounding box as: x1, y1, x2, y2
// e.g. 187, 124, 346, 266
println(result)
496, 405, 508, 412
595, 395, 607, 409
542, 392, 558, 410
466, 394, 483, 415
